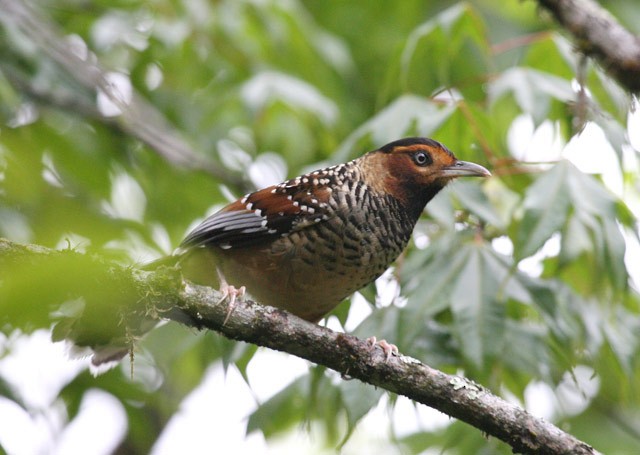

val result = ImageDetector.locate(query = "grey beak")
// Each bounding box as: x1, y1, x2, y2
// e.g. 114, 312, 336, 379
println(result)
441, 160, 491, 178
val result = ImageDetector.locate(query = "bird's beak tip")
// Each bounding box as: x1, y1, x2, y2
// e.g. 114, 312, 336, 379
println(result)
442, 160, 491, 178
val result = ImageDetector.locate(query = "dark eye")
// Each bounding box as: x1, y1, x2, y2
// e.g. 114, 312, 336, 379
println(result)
413, 151, 432, 166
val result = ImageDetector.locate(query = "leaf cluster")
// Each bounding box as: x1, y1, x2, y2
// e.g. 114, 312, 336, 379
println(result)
1, 0, 639, 453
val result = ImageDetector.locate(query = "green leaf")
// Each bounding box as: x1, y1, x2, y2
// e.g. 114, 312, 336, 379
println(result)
488, 68, 574, 123
560, 214, 592, 261
450, 244, 506, 367
523, 35, 575, 80
551, 163, 630, 295
398, 3, 490, 100
400, 419, 513, 454
601, 217, 627, 292
500, 320, 551, 384
483, 178, 522, 228
424, 186, 457, 226
338, 379, 384, 443
402, 233, 532, 368
450, 180, 505, 229
516, 162, 571, 260
393, 232, 471, 351
603, 308, 640, 373
247, 376, 309, 437
334, 95, 456, 162
3, 0, 640, 452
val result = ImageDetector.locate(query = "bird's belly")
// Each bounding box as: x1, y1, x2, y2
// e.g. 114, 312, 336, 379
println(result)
216, 226, 401, 322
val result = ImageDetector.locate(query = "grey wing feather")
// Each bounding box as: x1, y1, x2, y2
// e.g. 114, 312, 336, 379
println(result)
180, 210, 272, 249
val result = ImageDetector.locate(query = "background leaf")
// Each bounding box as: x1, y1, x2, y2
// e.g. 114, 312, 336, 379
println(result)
1, 0, 639, 453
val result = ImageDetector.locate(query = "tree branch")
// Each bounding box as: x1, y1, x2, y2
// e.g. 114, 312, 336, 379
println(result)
536, 0, 640, 94
0, 238, 599, 455
0, 0, 243, 187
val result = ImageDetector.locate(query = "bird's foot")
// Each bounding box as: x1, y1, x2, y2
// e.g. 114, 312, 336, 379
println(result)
366, 336, 398, 361
215, 268, 246, 325
217, 284, 246, 325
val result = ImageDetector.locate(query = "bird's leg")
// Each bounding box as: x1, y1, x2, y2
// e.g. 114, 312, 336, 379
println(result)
366, 336, 399, 361
216, 267, 246, 325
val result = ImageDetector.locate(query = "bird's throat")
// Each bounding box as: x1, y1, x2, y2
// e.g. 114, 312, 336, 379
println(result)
398, 182, 447, 222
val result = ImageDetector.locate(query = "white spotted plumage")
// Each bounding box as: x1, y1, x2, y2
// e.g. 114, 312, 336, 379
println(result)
180, 158, 357, 250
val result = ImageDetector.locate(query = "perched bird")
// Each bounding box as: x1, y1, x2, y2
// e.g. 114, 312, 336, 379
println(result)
85, 137, 489, 368
176, 137, 490, 324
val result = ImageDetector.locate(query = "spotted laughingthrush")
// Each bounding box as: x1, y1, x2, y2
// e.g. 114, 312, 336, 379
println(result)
88, 137, 490, 366
176, 137, 490, 326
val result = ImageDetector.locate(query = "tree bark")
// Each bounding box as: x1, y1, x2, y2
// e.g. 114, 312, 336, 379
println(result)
0, 238, 600, 455
536, 0, 640, 93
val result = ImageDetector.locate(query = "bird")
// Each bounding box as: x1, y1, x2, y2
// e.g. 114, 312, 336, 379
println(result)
86, 137, 490, 368
175, 137, 490, 325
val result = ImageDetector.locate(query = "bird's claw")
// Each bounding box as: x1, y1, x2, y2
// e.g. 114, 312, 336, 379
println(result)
218, 284, 246, 325
366, 336, 398, 361
215, 267, 246, 325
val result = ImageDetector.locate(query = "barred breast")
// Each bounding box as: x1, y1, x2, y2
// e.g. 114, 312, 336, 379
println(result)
213, 167, 419, 322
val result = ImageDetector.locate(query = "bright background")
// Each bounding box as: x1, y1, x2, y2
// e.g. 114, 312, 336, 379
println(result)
1, 0, 640, 453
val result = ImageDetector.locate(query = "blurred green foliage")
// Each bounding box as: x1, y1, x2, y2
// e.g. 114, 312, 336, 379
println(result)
1, 0, 640, 453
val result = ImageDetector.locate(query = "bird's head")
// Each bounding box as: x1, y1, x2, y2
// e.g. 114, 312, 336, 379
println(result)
361, 137, 491, 215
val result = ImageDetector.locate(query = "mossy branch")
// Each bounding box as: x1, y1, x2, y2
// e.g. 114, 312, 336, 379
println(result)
0, 238, 599, 455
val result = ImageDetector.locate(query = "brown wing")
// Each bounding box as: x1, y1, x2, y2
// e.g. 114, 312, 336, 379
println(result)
180, 171, 337, 250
